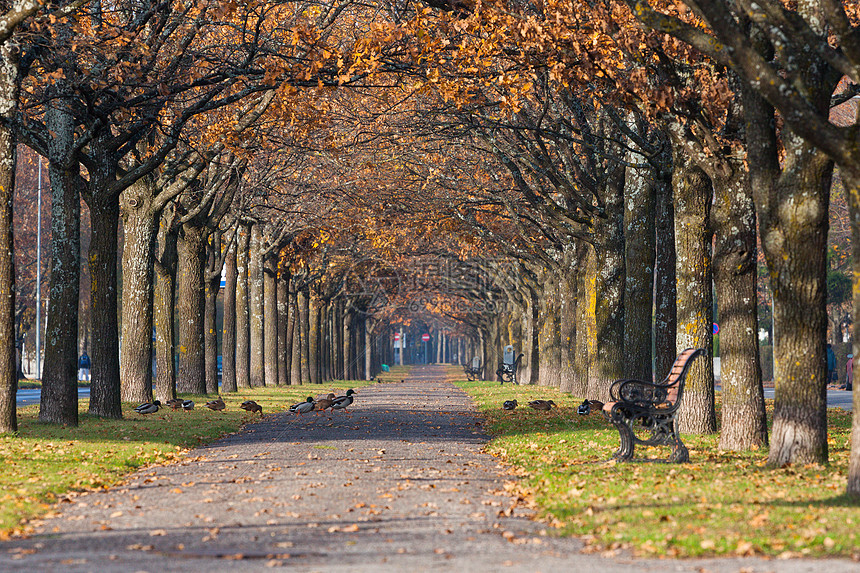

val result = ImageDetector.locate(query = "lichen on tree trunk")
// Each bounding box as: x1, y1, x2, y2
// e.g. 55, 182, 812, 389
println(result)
176, 224, 206, 394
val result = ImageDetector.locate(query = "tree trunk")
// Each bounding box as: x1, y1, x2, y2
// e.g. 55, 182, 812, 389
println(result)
587, 168, 626, 402
842, 169, 860, 495
623, 142, 655, 381
309, 295, 320, 383
0, 48, 17, 432
248, 225, 264, 387
712, 168, 768, 450
85, 194, 122, 419
264, 253, 278, 386
176, 224, 206, 394
654, 156, 677, 381
204, 233, 220, 394
154, 206, 177, 402
539, 275, 561, 388
39, 98, 80, 426
299, 289, 311, 383
119, 177, 156, 404
235, 225, 250, 388
277, 263, 290, 386
744, 84, 831, 466
673, 156, 716, 434
221, 238, 237, 393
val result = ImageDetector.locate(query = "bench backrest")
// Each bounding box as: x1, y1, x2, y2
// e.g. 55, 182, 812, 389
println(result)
471, 356, 481, 369
503, 345, 516, 366
661, 348, 707, 404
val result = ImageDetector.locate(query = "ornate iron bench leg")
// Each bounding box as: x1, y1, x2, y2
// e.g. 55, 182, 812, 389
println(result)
610, 415, 635, 461
667, 423, 689, 463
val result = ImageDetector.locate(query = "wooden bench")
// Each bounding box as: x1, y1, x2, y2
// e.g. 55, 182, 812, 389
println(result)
602, 348, 706, 463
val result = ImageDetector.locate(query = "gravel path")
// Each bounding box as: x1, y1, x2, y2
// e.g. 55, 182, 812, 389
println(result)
2, 365, 857, 572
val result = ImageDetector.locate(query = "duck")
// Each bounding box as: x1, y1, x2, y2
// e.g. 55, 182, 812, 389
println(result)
528, 399, 557, 411
289, 397, 315, 416
165, 398, 184, 410
314, 393, 337, 414
330, 389, 355, 413
205, 397, 226, 411
181, 400, 194, 411
240, 400, 263, 415
503, 399, 518, 410
577, 399, 604, 415
134, 400, 161, 415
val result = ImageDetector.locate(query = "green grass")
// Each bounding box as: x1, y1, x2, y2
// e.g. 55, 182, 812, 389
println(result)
455, 373, 860, 560
0, 380, 375, 539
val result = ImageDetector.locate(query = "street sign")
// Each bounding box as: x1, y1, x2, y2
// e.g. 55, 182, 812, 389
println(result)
394, 333, 400, 341
421, 333, 431, 342
713, 323, 720, 335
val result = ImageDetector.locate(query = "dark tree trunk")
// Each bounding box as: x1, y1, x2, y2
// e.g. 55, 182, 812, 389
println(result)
277, 263, 290, 386
120, 177, 156, 404
154, 206, 177, 402
290, 288, 302, 384
264, 253, 278, 386
235, 225, 250, 388
623, 142, 655, 381
299, 289, 310, 383
673, 155, 716, 435
249, 225, 264, 387
538, 275, 561, 388
85, 194, 122, 419
310, 295, 320, 383
176, 224, 206, 394
653, 157, 677, 381
39, 99, 80, 426
204, 232, 220, 394
0, 56, 17, 432
221, 239, 237, 393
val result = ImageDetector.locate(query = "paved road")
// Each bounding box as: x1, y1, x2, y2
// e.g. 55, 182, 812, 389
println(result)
16, 386, 91, 407
3, 366, 858, 572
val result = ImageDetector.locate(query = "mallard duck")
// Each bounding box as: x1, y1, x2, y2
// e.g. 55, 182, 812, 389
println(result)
181, 400, 194, 411
577, 399, 604, 415
503, 399, 518, 410
314, 393, 337, 414
134, 400, 161, 415
330, 389, 355, 413
240, 400, 263, 415
528, 399, 557, 411
289, 397, 315, 416
205, 397, 226, 411
165, 398, 184, 410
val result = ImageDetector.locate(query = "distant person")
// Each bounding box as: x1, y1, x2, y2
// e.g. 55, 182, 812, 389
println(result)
847, 354, 854, 392
827, 343, 837, 385
78, 352, 91, 382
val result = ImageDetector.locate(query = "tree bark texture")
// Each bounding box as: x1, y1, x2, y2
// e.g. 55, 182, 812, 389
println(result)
842, 169, 860, 495
39, 99, 80, 426
538, 274, 561, 388
204, 235, 220, 394
310, 295, 321, 383
299, 289, 310, 383
673, 157, 716, 435
176, 224, 206, 394
153, 207, 177, 402
221, 239, 237, 393
235, 225, 250, 388
711, 167, 768, 450
623, 144, 655, 382
653, 160, 677, 381
248, 225, 264, 387
0, 53, 17, 431
277, 264, 290, 386
86, 194, 122, 419
119, 177, 156, 404
586, 168, 626, 402
263, 253, 278, 386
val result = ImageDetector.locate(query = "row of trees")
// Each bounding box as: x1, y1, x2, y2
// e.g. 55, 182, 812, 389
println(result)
0, 0, 858, 498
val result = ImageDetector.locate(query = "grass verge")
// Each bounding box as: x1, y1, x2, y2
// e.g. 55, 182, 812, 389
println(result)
456, 373, 860, 560
0, 379, 377, 539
